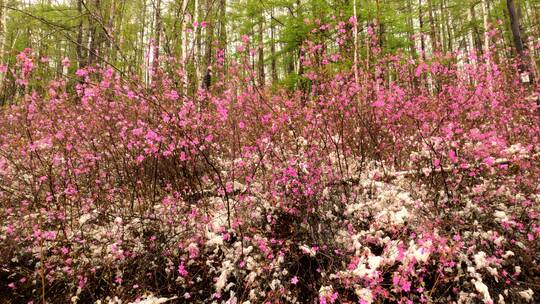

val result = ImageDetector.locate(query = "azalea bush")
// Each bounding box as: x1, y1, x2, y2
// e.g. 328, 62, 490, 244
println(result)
0, 19, 539, 304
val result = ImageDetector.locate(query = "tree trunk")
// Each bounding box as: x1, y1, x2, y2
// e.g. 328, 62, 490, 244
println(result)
426, 0, 439, 54
194, 0, 202, 87
506, 0, 533, 84
219, 0, 226, 53
506, 0, 525, 59
76, 0, 86, 68
418, 0, 426, 59
152, 0, 162, 74
257, 15, 265, 87
270, 8, 277, 83
0, 0, 5, 104
180, 0, 189, 90
469, 5, 483, 54
406, 0, 416, 58
88, 0, 104, 65
481, 0, 489, 55
353, 0, 359, 83
203, 0, 214, 89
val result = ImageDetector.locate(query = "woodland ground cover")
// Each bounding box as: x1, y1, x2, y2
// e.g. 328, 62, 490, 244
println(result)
0, 17, 540, 304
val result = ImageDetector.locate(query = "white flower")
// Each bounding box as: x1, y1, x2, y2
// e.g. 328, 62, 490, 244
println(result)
473, 279, 492, 303
518, 289, 534, 302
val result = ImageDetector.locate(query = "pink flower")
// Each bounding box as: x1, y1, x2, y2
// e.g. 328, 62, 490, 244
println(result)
448, 150, 458, 163
348, 16, 358, 26
132, 127, 144, 136
62, 57, 71, 67
76, 69, 87, 77
401, 280, 411, 292
372, 100, 385, 107
291, 276, 299, 285
178, 262, 188, 277
136, 155, 145, 163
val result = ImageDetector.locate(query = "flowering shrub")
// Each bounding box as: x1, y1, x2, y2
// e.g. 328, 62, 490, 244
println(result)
0, 20, 539, 304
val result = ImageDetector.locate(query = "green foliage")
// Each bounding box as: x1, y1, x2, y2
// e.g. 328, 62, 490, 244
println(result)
0, 0, 538, 90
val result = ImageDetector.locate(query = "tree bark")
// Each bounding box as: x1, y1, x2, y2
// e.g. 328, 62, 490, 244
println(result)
257, 15, 265, 87
152, 0, 162, 74
88, 0, 104, 65
219, 0, 226, 53
426, 0, 439, 53
406, 0, 416, 58
0, 0, 5, 104
506, 0, 534, 84
76, 0, 86, 68
469, 5, 483, 55
506, 0, 525, 59
203, 0, 214, 89
270, 8, 277, 83
180, 0, 189, 90
418, 0, 426, 59
353, 0, 359, 83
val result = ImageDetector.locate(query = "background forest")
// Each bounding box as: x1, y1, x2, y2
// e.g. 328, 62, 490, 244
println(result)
0, 0, 538, 98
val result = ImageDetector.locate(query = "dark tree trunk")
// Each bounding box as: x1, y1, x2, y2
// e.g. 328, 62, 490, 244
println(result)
203, 0, 214, 89
470, 5, 483, 54
152, 0, 162, 73
507, 0, 534, 84
88, 0, 103, 65
76, 0, 86, 68
507, 0, 525, 58
419, 0, 426, 59
270, 9, 277, 83
258, 16, 265, 87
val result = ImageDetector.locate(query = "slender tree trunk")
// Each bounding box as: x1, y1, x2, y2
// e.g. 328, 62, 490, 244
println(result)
442, 0, 452, 52
0, 0, 5, 103
506, 0, 525, 59
88, 0, 103, 65
257, 15, 265, 87
418, 0, 426, 59
469, 5, 483, 54
481, 0, 490, 55
194, 0, 202, 87
152, 0, 162, 74
180, 0, 189, 90
506, 0, 533, 84
270, 8, 277, 83
107, 0, 116, 62
219, 0, 226, 53
0, 0, 3, 62
203, 0, 214, 89
296, 0, 303, 77
406, 0, 416, 58
353, 0, 359, 83
141, 0, 148, 81
426, 0, 438, 54
76, 0, 86, 68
